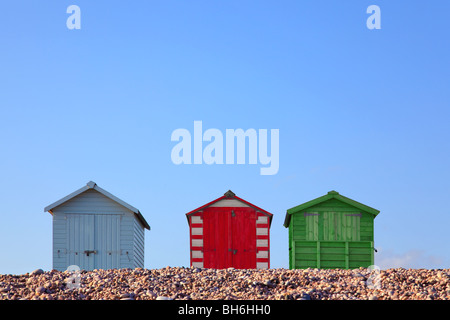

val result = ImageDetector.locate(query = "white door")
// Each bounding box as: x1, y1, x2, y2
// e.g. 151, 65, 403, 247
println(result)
67, 214, 95, 270
93, 214, 121, 269
66, 214, 121, 270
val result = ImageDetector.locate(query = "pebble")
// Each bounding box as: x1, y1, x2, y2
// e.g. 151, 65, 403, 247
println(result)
35, 286, 46, 295
300, 293, 311, 300
0, 267, 448, 300
30, 269, 44, 276
156, 296, 173, 300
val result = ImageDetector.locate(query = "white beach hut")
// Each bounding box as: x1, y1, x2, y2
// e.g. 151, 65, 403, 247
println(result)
44, 181, 150, 271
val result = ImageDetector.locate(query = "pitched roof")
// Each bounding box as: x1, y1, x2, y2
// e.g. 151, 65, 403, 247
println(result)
186, 190, 273, 226
44, 181, 150, 230
283, 190, 380, 227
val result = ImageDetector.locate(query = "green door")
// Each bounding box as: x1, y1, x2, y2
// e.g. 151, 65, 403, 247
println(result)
322, 212, 360, 241
304, 213, 319, 240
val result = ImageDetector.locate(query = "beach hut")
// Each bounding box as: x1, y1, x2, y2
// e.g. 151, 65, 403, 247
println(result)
283, 191, 379, 269
44, 181, 150, 271
186, 190, 273, 269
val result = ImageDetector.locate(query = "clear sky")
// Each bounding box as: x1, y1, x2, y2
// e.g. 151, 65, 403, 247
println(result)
0, 1, 449, 274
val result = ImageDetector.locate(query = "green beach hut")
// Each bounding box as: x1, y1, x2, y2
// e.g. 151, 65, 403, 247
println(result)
283, 191, 380, 269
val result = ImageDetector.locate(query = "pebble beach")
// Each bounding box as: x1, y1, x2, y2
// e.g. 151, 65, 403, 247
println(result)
1, 267, 449, 300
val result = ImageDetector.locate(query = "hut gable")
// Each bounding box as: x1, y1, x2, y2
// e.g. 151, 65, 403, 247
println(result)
49, 188, 130, 214
186, 190, 273, 225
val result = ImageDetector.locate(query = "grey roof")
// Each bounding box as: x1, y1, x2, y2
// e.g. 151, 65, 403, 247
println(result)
44, 181, 150, 230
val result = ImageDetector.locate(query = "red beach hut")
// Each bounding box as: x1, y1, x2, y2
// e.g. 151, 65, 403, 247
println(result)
186, 190, 273, 269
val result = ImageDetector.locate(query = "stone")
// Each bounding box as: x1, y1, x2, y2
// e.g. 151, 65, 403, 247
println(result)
35, 286, 46, 295
156, 296, 173, 300
31, 269, 44, 276
301, 293, 312, 300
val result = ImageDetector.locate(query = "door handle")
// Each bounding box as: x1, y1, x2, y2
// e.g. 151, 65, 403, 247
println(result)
228, 249, 237, 254
84, 250, 97, 256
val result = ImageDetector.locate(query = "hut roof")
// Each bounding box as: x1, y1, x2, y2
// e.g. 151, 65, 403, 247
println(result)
44, 181, 150, 230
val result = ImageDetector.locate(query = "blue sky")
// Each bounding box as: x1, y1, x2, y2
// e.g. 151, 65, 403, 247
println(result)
0, 1, 449, 274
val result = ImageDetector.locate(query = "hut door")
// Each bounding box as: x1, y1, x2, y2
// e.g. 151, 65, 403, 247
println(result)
66, 214, 95, 270
304, 212, 320, 241
203, 207, 257, 269
322, 212, 361, 241
231, 208, 257, 269
66, 214, 121, 270
94, 214, 121, 269
203, 207, 231, 268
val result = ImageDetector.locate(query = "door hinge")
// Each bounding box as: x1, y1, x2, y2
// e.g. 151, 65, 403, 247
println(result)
345, 213, 362, 217
304, 213, 320, 217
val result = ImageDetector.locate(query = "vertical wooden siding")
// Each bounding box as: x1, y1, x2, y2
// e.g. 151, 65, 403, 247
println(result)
133, 218, 145, 268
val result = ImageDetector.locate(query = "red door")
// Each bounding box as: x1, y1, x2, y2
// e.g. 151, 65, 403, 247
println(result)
203, 207, 256, 269
231, 207, 257, 268
203, 207, 231, 268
